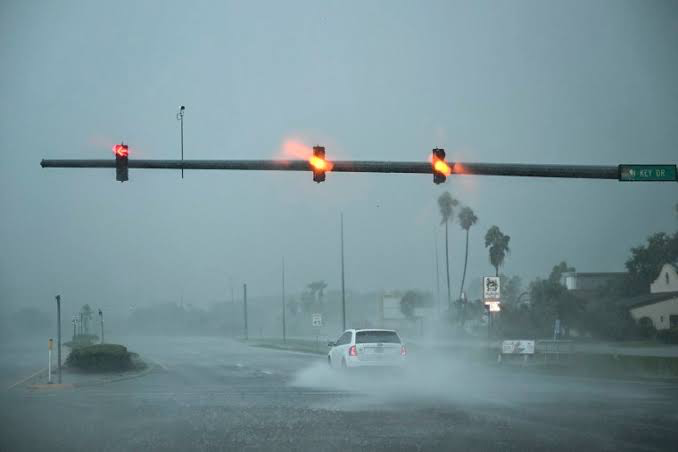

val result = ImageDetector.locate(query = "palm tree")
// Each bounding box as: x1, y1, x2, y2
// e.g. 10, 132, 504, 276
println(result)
458, 206, 478, 298
438, 192, 459, 310
484, 226, 510, 277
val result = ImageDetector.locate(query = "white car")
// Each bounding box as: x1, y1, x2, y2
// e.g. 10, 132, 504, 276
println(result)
327, 329, 406, 369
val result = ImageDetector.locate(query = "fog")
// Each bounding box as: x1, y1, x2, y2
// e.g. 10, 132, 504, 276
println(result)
1, 3, 678, 448
2, 1, 677, 326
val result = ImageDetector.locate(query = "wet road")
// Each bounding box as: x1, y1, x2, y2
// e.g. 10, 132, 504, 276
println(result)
1, 336, 677, 451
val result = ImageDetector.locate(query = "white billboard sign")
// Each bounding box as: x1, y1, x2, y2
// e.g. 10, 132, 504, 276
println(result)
502, 340, 535, 355
483, 276, 500, 300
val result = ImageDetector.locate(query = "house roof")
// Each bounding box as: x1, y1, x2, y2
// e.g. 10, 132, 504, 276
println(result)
565, 272, 627, 277
621, 291, 678, 310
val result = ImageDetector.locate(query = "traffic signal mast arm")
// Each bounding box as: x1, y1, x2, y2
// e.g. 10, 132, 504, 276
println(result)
41, 158, 633, 179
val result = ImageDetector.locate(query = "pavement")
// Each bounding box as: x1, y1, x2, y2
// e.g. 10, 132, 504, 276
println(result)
2, 335, 678, 451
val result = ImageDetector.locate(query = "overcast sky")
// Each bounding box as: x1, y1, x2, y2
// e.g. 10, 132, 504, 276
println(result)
1, 0, 676, 316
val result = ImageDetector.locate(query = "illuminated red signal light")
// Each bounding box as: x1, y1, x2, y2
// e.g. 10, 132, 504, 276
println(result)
113, 143, 129, 182
113, 143, 129, 157
310, 146, 331, 183
432, 148, 450, 184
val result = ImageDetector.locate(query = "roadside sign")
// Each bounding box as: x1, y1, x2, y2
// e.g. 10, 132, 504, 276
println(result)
483, 276, 500, 300
312, 313, 322, 327
502, 340, 535, 355
619, 164, 677, 182
485, 301, 501, 312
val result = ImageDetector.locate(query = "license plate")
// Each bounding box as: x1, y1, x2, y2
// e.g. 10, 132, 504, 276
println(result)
375, 347, 383, 353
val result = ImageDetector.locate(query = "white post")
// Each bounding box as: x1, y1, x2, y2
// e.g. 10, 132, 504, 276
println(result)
48, 338, 53, 384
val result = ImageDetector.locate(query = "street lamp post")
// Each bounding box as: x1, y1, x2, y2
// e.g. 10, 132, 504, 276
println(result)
340, 213, 346, 331
243, 283, 248, 341
55, 295, 62, 384
282, 258, 286, 344
176, 105, 185, 179
98, 309, 104, 344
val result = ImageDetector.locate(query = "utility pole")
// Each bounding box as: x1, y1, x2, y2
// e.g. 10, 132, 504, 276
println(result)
55, 295, 62, 384
243, 283, 248, 341
282, 257, 287, 343
434, 228, 441, 316
72, 318, 76, 341
98, 309, 104, 344
177, 106, 185, 178
340, 212, 346, 331
445, 221, 451, 311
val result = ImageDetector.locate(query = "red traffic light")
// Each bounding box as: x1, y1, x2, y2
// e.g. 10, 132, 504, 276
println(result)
310, 146, 331, 183
432, 148, 450, 184
113, 144, 129, 157
113, 143, 129, 182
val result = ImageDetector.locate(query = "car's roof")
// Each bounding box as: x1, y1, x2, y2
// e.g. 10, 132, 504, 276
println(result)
347, 328, 398, 333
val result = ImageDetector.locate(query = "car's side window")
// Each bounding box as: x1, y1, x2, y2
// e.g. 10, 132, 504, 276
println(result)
337, 332, 350, 345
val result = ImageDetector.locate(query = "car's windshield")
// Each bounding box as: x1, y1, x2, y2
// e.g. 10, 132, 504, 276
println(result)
356, 331, 401, 344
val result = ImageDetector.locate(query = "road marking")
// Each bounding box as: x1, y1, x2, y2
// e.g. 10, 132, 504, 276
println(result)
28, 383, 74, 390
6, 368, 46, 390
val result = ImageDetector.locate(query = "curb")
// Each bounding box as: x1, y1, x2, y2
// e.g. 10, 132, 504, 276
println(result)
10, 359, 158, 391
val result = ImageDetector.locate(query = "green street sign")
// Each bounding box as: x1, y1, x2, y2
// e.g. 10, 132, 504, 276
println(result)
619, 164, 677, 182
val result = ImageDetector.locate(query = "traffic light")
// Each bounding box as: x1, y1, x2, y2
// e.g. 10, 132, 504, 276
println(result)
310, 145, 327, 183
113, 143, 129, 182
432, 148, 451, 184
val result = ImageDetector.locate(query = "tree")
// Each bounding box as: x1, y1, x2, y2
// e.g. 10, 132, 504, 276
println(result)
501, 275, 524, 305
484, 226, 510, 277
458, 206, 478, 298
624, 232, 678, 295
549, 261, 576, 285
438, 192, 459, 310
400, 290, 433, 319
529, 262, 583, 337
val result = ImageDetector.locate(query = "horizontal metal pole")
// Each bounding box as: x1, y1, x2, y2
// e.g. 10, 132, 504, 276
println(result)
40, 159, 622, 179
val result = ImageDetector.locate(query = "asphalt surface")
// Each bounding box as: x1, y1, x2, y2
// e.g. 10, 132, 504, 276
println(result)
1, 336, 677, 451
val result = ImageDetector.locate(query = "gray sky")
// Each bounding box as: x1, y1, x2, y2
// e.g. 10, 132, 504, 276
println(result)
1, 0, 677, 315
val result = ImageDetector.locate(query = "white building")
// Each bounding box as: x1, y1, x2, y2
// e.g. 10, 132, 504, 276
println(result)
628, 264, 678, 331
650, 263, 678, 294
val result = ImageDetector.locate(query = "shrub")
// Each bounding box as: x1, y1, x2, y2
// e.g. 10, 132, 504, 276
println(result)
637, 317, 657, 339
64, 335, 97, 349
66, 344, 133, 371
657, 327, 678, 344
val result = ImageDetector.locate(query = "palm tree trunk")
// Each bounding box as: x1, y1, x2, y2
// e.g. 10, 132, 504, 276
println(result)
495, 265, 499, 277
459, 229, 469, 298
445, 221, 451, 311
459, 229, 470, 328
